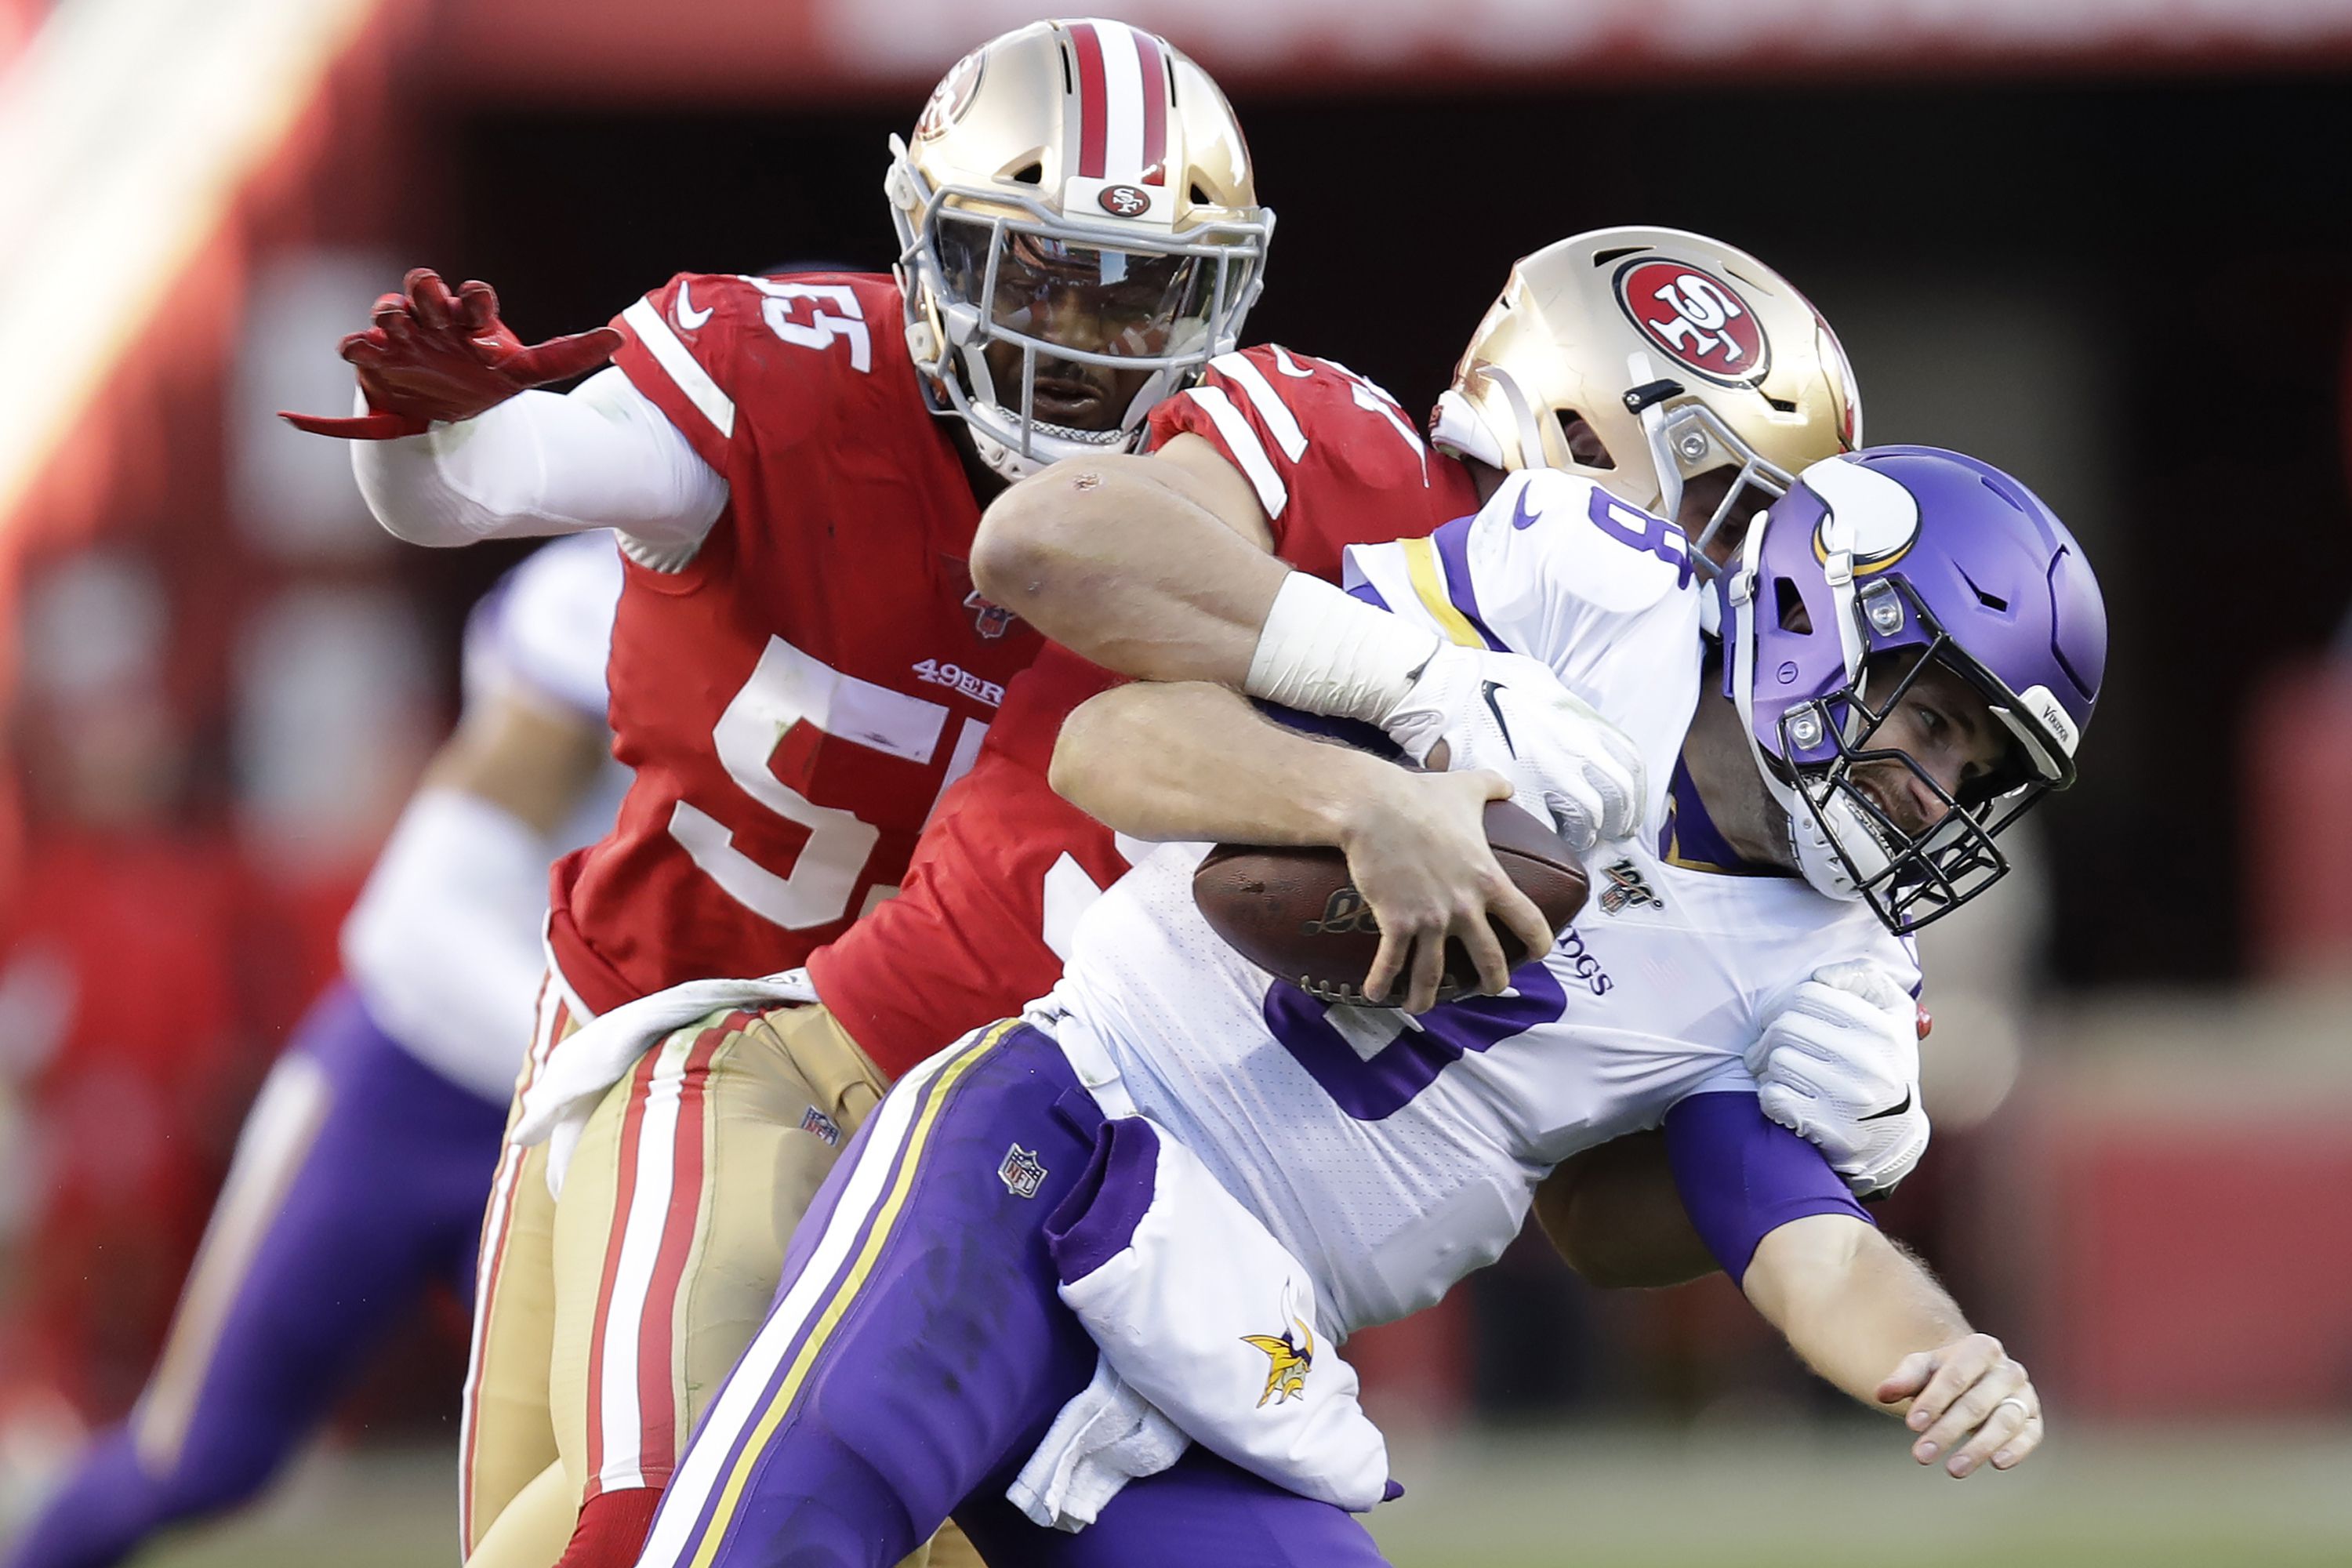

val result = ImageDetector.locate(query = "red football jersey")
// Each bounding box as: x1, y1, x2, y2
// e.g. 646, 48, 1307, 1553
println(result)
811, 346, 1483, 1076
548, 272, 1043, 1016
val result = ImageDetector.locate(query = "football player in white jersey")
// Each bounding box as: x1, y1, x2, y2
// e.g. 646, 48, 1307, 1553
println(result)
4, 535, 626, 1568
975, 229, 1930, 1231
618, 448, 2104, 1568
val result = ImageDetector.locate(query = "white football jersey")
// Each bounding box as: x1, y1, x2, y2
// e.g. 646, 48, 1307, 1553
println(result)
1048, 470, 1917, 1336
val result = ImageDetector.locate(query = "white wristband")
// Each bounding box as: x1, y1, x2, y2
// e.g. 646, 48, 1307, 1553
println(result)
1243, 572, 1440, 724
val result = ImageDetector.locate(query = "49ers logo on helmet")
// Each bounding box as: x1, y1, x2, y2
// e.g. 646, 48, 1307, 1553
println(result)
915, 49, 985, 140
1614, 259, 1769, 386
1098, 183, 1149, 217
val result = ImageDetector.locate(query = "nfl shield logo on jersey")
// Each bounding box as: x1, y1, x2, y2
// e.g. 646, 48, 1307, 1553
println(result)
964, 589, 1019, 640
798, 1105, 842, 1146
999, 1144, 1047, 1199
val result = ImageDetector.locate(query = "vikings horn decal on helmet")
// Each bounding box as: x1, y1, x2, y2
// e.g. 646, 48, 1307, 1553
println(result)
1430, 227, 1861, 570
886, 19, 1274, 480
1716, 446, 2107, 932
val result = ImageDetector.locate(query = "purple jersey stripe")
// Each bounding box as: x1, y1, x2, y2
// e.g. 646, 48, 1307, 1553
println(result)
1432, 515, 1507, 652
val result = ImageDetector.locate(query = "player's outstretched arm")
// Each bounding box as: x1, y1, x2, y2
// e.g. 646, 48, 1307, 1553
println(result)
1052, 680, 1553, 1011
285, 269, 726, 554
1742, 1214, 2046, 1478
972, 439, 1287, 684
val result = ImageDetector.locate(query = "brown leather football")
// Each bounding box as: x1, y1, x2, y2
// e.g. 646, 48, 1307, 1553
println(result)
1192, 800, 1590, 1007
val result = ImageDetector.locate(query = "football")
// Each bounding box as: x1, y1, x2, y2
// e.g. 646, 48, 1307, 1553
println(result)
1192, 800, 1591, 1007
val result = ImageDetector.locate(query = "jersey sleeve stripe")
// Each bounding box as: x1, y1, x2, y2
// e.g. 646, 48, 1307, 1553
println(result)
1431, 515, 1508, 650
1184, 386, 1287, 518
1400, 535, 1493, 649
622, 298, 736, 441
1209, 351, 1308, 462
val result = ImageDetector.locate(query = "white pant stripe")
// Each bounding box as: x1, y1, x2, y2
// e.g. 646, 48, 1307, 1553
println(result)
592, 1028, 699, 1490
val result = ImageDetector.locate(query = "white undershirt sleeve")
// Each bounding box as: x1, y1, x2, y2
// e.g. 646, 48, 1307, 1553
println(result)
350, 368, 729, 570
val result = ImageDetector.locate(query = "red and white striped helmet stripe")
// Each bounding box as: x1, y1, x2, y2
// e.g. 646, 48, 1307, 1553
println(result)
1065, 19, 1172, 184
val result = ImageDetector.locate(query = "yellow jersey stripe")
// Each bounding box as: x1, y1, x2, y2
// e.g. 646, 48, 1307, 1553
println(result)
1401, 535, 1486, 648
685, 1018, 1021, 1568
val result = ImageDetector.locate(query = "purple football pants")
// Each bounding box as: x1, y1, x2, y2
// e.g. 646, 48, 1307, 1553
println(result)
4, 982, 506, 1568
634, 1020, 1388, 1568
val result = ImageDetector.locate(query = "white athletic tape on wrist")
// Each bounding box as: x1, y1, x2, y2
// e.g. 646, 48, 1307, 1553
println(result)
1244, 572, 1439, 724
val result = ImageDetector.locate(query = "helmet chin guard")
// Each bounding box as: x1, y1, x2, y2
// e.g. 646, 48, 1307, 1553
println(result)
1717, 448, 2107, 932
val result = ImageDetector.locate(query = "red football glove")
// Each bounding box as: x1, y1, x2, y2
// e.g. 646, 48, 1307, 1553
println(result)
281, 267, 623, 439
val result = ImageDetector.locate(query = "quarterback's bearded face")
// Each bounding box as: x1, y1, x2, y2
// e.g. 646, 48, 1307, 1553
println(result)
939, 221, 1214, 432
1842, 652, 2019, 838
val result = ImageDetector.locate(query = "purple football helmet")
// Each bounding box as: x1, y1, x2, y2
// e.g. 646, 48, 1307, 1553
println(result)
1715, 445, 2107, 931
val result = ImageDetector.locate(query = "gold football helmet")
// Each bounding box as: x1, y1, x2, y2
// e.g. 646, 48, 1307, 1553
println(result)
1430, 227, 1861, 565
885, 18, 1273, 480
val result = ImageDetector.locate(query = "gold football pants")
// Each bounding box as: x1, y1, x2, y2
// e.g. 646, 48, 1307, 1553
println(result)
463, 982, 978, 1568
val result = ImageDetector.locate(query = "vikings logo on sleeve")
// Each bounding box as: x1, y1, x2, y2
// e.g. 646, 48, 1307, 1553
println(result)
1241, 1283, 1317, 1407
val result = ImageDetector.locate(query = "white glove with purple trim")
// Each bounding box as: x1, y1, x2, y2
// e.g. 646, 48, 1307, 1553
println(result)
1379, 644, 1646, 852
1748, 959, 1929, 1197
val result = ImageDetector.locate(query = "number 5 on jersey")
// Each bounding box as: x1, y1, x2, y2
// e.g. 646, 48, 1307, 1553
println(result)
669, 636, 984, 928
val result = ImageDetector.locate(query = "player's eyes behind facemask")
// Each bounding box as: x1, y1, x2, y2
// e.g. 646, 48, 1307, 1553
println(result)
936, 216, 1218, 361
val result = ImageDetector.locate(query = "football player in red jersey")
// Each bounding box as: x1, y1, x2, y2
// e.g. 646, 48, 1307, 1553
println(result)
283, 21, 1275, 1568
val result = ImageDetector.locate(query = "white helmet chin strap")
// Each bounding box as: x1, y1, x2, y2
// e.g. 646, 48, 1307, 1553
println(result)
1723, 501, 1884, 903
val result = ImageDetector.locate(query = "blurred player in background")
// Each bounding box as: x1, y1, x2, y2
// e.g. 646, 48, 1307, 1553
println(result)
1, 534, 626, 1568
284, 20, 1272, 1567
633, 444, 2101, 1568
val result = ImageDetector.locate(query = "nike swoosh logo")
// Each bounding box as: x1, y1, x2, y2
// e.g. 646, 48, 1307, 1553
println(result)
1510, 486, 1544, 531
1480, 680, 1519, 759
1859, 1087, 1914, 1122
674, 281, 713, 332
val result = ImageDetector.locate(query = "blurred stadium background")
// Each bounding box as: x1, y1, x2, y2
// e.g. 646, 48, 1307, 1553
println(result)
3, 0, 2351, 1563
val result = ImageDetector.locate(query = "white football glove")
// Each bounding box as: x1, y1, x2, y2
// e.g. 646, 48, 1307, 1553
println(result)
1748, 959, 1928, 1198
1379, 644, 1646, 852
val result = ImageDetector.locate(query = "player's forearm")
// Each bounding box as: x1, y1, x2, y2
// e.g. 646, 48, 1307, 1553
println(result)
1051, 681, 1399, 846
973, 456, 1284, 684
1741, 1215, 1972, 1412
353, 369, 726, 554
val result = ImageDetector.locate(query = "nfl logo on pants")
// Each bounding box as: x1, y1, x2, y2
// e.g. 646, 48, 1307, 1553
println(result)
999, 1143, 1047, 1199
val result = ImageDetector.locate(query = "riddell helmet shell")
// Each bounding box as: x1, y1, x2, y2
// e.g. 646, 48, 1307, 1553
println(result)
1431, 227, 1861, 566
1716, 446, 2107, 931
885, 19, 1273, 480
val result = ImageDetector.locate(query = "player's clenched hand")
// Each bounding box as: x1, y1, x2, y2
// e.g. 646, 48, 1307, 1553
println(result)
1878, 1334, 2043, 1478
1339, 767, 1554, 1014
1749, 960, 1928, 1196
1380, 645, 1644, 852
281, 268, 622, 439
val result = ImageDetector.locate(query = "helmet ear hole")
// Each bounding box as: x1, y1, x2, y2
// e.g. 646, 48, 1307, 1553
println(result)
1010, 161, 1044, 186
1774, 576, 1813, 634
1556, 412, 1613, 470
